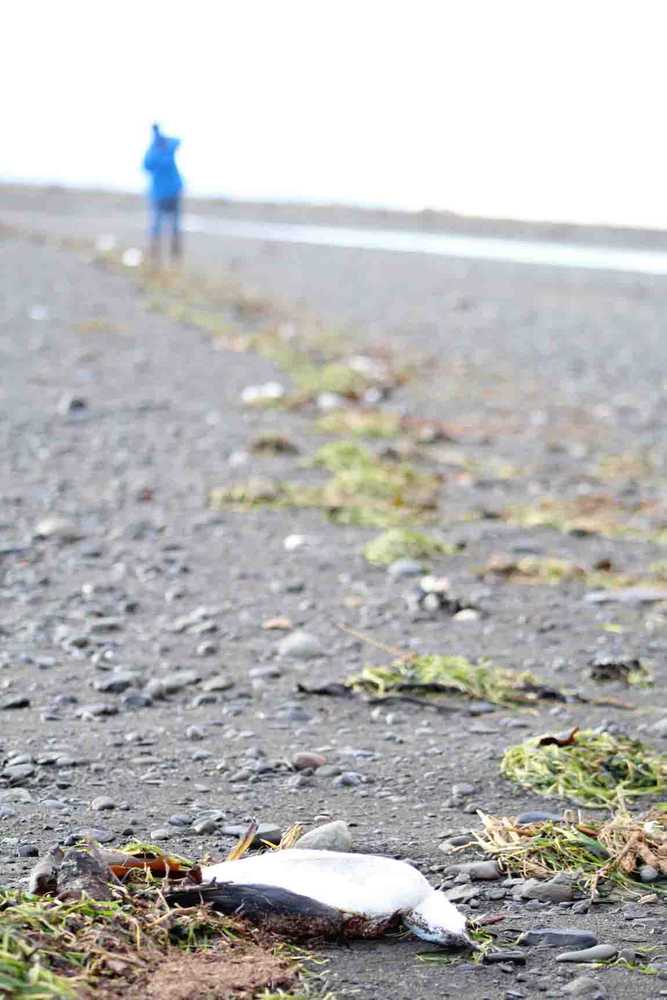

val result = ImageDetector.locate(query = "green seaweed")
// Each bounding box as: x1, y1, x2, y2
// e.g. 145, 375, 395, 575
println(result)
504, 496, 667, 544
210, 442, 440, 528
472, 806, 667, 898
501, 730, 667, 807
363, 528, 455, 566
316, 409, 402, 438
348, 655, 555, 707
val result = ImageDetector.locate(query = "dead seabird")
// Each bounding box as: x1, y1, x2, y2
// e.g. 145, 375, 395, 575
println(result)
177, 849, 472, 947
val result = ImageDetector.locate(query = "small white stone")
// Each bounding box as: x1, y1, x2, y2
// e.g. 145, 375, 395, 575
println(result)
284, 534, 308, 551
95, 234, 116, 253
316, 392, 345, 412
121, 248, 143, 267
241, 382, 285, 404
34, 516, 82, 543
453, 609, 480, 622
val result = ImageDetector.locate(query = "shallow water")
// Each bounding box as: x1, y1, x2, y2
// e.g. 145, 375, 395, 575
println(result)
184, 214, 667, 276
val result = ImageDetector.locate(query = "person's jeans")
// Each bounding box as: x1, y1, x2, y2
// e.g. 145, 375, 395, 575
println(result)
149, 196, 181, 258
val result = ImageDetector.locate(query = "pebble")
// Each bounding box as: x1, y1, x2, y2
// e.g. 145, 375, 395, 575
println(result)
201, 675, 234, 693
196, 641, 219, 657
69, 828, 115, 845
40, 799, 67, 810
387, 558, 423, 577
294, 820, 352, 852
150, 828, 171, 841
168, 814, 191, 827
333, 771, 364, 787
55, 755, 80, 768
277, 631, 324, 659
0, 788, 33, 803
518, 928, 597, 949
444, 883, 483, 903
93, 672, 137, 694
516, 811, 563, 825
453, 608, 480, 622
228, 768, 253, 783
1, 695, 31, 710
76, 702, 118, 718
34, 515, 82, 542
585, 586, 667, 605
186, 725, 206, 741
556, 944, 617, 963
482, 951, 527, 965
145, 670, 200, 698
442, 833, 477, 849
515, 874, 576, 903
90, 796, 116, 812
292, 752, 327, 771
222, 823, 282, 846
192, 817, 218, 835
446, 860, 502, 881
284, 534, 308, 551
17, 844, 39, 858
316, 764, 341, 778
561, 976, 607, 997
122, 692, 153, 710
650, 717, 667, 738
3, 764, 35, 784
58, 393, 87, 414
639, 864, 659, 882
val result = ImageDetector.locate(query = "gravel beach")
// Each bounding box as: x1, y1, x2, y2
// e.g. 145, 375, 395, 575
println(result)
0, 185, 665, 999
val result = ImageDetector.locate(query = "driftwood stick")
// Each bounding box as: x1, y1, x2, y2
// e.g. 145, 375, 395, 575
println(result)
336, 622, 414, 662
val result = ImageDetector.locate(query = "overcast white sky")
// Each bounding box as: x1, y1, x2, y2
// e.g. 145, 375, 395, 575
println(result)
4, 0, 667, 226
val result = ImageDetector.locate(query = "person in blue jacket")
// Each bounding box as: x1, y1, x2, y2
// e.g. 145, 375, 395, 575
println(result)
143, 124, 183, 262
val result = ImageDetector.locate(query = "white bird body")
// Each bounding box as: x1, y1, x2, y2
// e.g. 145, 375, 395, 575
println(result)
201, 849, 469, 947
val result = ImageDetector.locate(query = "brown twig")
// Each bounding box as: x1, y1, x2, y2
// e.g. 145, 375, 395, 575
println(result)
336, 622, 414, 661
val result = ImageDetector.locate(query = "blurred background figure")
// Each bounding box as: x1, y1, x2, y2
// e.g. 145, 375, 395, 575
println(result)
143, 123, 183, 263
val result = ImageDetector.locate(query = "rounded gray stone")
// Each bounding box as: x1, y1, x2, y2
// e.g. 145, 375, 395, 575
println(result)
387, 558, 423, 577
222, 823, 282, 846
519, 928, 597, 949
557, 944, 618, 963
192, 817, 218, 835
90, 796, 116, 812
34, 515, 82, 542
277, 631, 324, 660
294, 820, 352, 852
446, 860, 502, 881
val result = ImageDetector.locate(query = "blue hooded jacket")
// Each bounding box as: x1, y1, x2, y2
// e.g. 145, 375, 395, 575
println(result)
143, 130, 183, 203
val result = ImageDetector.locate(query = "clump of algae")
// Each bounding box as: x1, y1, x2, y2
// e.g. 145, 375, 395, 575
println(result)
472, 806, 667, 898
363, 528, 455, 566
501, 729, 667, 807
504, 496, 667, 544
210, 441, 440, 528
481, 553, 667, 593
291, 361, 369, 399
347, 655, 553, 707
316, 408, 402, 438
480, 553, 643, 590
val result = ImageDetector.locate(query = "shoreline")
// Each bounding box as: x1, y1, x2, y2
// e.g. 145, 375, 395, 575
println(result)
3, 181, 667, 251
